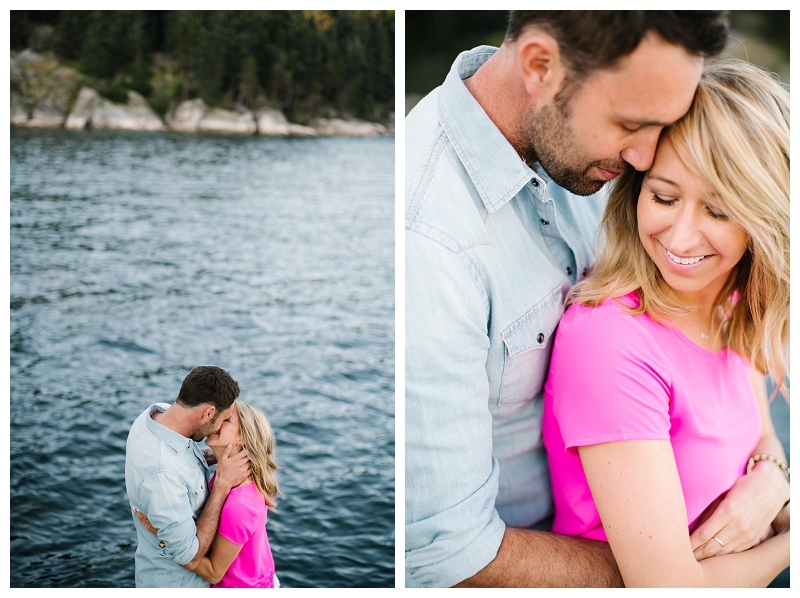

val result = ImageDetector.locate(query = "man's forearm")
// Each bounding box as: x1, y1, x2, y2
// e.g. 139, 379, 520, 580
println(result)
454, 527, 623, 588
182, 483, 230, 570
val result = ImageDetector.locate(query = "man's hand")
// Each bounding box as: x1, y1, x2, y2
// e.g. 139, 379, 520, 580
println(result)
691, 465, 789, 560
134, 508, 158, 536
771, 503, 790, 535
213, 444, 250, 491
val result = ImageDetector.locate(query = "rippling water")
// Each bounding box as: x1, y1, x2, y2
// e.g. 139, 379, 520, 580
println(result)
10, 128, 395, 587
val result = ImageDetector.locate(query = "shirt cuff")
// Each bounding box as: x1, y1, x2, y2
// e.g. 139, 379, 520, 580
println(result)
405, 508, 506, 587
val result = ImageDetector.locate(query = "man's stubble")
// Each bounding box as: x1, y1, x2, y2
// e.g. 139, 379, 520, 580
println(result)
519, 85, 626, 197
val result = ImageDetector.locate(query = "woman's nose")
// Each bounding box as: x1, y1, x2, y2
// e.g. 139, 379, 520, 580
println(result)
662, 206, 704, 254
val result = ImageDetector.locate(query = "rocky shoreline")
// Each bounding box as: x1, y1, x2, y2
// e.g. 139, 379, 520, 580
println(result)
11, 49, 393, 137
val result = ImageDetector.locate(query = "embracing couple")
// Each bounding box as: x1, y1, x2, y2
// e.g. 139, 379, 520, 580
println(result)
125, 366, 280, 588
406, 11, 789, 587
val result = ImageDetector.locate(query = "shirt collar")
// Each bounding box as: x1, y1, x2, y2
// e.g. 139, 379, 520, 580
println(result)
145, 403, 199, 455
438, 45, 539, 214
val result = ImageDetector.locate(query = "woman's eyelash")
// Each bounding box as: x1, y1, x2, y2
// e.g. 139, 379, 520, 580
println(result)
652, 194, 675, 206
706, 206, 729, 220
652, 193, 730, 221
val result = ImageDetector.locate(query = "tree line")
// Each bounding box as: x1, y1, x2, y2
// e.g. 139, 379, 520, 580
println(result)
11, 10, 395, 122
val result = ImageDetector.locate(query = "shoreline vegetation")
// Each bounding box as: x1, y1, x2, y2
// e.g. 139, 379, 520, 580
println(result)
11, 10, 394, 137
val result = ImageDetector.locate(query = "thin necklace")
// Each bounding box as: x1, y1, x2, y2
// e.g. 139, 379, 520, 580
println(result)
687, 318, 711, 340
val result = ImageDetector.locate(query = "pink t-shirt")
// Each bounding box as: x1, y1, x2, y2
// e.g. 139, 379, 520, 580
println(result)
542, 292, 761, 541
209, 474, 275, 588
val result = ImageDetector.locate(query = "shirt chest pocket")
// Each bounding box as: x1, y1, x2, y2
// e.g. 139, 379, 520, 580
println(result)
189, 470, 208, 516
498, 287, 562, 405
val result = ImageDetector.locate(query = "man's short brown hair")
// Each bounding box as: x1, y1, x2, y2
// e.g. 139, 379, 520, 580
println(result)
506, 11, 729, 80
176, 366, 239, 412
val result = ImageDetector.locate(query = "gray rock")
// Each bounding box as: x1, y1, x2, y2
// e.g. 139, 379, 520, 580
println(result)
11, 55, 83, 129
90, 90, 164, 131
255, 108, 290, 136
287, 123, 317, 137
11, 91, 29, 126
65, 87, 101, 130
166, 99, 208, 133
24, 68, 81, 128
11, 48, 47, 70
197, 107, 257, 135
311, 117, 387, 137
28, 98, 66, 128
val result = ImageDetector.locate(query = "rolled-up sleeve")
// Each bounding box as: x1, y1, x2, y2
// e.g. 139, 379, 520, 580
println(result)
138, 471, 200, 566
405, 231, 506, 587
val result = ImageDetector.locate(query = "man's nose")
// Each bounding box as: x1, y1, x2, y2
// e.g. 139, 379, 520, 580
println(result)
621, 128, 663, 172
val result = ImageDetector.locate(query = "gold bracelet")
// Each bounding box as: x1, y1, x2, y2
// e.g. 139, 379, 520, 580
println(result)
747, 454, 790, 482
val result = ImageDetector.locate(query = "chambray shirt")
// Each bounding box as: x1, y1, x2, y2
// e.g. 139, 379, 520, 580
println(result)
125, 403, 212, 587
405, 46, 607, 588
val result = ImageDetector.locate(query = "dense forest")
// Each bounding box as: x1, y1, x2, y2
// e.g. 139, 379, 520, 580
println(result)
405, 11, 789, 99
11, 10, 395, 123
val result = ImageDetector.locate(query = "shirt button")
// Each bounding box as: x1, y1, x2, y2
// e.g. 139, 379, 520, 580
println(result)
532, 179, 540, 187
159, 540, 166, 548
582, 268, 588, 277
566, 267, 573, 275
537, 333, 545, 344
540, 218, 549, 225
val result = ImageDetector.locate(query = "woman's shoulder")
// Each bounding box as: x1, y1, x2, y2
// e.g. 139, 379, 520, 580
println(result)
224, 482, 263, 510
561, 291, 641, 330
220, 483, 266, 531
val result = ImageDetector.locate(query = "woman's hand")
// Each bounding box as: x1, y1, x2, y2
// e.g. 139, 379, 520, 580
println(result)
134, 508, 159, 536
690, 464, 788, 560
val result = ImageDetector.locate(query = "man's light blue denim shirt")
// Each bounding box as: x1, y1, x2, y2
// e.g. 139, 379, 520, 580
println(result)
405, 46, 607, 588
125, 403, 212, 587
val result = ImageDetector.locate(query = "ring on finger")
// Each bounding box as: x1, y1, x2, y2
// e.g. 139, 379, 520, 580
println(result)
713, 536, 724, 548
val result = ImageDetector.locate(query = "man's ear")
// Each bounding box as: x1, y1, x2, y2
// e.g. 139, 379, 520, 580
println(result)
201, 404, 216, 422
516, 31, 566, 103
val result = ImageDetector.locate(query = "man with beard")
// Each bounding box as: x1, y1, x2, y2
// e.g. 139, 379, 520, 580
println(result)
405, 11, 757, 587
125, 366, 251, 587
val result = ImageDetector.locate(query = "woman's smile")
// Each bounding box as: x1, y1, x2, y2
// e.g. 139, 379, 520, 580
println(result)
662, 243, 708, 266
637, 137, 748, 304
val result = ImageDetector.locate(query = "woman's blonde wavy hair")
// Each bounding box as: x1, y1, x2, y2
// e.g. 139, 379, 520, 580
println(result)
237, 401, 281, 509
568, 60, 789, 397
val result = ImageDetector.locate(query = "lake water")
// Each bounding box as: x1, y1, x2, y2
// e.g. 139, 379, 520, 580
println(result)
10, 128, 395, 587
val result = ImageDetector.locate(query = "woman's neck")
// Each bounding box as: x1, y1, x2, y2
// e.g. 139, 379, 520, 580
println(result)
663, 283, 719, 318
660, 281, 729, 351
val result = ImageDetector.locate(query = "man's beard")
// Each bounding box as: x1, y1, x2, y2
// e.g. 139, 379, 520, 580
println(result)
191, 416, 219, 442
519, 94, 625, 197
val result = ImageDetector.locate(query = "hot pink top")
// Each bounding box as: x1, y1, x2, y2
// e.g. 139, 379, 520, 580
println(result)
209, 474, 275, 588
542, 292, 761, 541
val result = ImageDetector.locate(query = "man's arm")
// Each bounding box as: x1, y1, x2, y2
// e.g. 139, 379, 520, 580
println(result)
406, 233, 622, 587
405, 233, 505, 587
454, 527, 623, 588
182, 445, 250, 570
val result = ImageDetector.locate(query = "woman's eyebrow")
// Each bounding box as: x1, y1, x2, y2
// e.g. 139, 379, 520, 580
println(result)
646, 174, 679, 187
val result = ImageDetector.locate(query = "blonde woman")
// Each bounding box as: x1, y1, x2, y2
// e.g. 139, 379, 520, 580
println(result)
138, 401, 281, 588
542, 60, 789, 587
